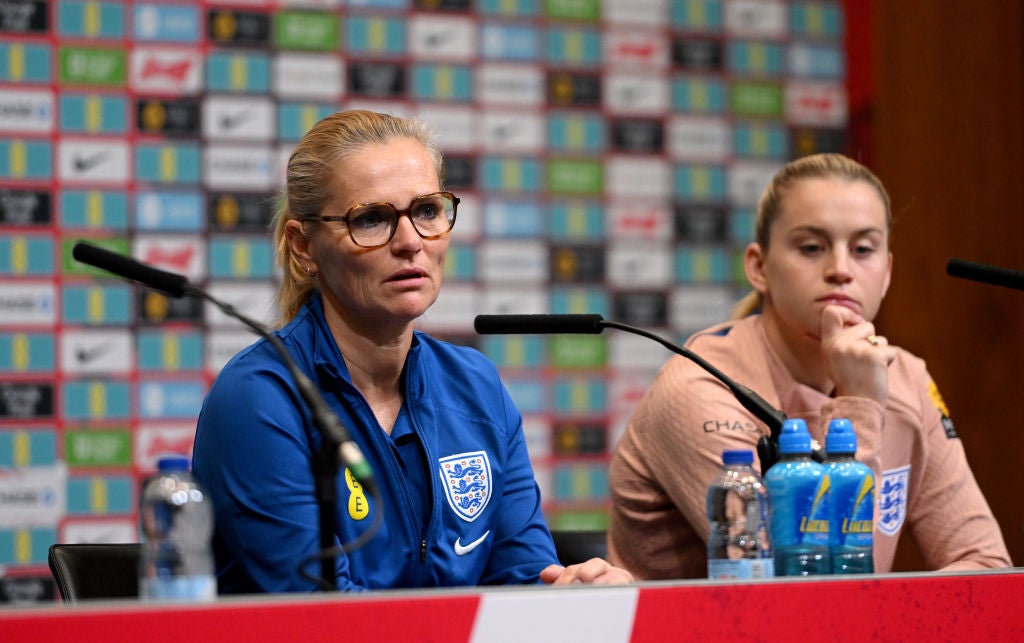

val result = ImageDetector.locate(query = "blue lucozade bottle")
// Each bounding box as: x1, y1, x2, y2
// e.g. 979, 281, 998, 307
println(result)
825, 418, 875, 574
706, 449, 774, 579
764, 419, 831, 576
139, 454, 217, 601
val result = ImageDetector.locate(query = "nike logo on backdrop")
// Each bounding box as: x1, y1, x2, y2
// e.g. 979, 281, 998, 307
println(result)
219, 110, 251, 131
76, 341, 115, 365
453, 530, 490, 556
73, 150, 111, 173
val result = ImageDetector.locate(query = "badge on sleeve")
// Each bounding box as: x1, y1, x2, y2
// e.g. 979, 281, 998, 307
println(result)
927, 380, 958, 439
439, 451, 492, 523
878, 465, 910, 536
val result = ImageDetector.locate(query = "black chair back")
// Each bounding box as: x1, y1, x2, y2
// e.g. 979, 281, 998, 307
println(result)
48, 543, 142, 602
550, 529, 608, 566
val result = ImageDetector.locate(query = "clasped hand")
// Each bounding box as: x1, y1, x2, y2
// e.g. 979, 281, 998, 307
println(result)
820, 305, 897, 404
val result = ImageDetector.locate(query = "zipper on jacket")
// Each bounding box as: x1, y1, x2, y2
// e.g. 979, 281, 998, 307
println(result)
420, 539, 427, 563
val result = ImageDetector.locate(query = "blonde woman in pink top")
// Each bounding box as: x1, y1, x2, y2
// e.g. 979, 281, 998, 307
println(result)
608, 154, 1011, 578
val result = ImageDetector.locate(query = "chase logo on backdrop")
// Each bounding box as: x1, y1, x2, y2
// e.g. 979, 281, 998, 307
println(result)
439, 451, 491, 522
273, 53, 343, 99
0, 89, 53, 134
0, 283, 55, 326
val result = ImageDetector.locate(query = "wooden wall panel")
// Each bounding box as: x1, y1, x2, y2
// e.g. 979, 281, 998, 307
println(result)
872, 0, 1024, 568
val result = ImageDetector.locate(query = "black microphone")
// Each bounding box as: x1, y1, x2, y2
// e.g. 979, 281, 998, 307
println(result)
947, 258, 1024, 292
475, 314, 809, 473
71, 241, 377, 495
72, 241, 189, 298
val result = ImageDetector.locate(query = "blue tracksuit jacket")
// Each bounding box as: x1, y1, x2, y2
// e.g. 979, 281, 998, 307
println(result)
192, 295, 558, 593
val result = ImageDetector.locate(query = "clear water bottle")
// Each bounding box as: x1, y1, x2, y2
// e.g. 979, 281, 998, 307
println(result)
764, 419, 831, 576
825, 418, 875, 574
706, 449, 774, 579
138, 454, 216, 601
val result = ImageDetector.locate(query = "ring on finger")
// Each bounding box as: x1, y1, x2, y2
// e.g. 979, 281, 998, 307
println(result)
866, 335, 880, 346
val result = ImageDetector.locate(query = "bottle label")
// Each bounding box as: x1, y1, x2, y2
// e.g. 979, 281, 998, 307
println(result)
767, 466, 830, 548
141, 575, 217, 602
832, 469, 875, 548
708, 558, 775, 580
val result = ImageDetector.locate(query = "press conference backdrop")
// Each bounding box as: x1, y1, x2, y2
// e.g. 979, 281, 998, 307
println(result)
0, 0, 849, 597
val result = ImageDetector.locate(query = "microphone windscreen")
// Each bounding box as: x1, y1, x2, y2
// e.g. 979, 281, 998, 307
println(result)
474, 314, 604, 335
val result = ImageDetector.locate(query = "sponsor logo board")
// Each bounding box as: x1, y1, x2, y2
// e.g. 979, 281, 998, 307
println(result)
130, 47, 203, 94
58, 139, 130, 185
0, 88, 53, 133
0, 464, 67, 528
0, 282, 56, 325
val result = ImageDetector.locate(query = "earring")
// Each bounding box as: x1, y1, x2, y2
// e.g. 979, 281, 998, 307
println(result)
305, 266, 317, 279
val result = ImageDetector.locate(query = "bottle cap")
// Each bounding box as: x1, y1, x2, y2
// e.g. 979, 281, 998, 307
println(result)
778, 418, 812, 453
156, 454, 191, 472
825, 418, 858, 454
722, 449, 754, 465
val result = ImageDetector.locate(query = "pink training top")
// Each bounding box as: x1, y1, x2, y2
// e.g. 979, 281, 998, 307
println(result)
608, 314, 1010, 579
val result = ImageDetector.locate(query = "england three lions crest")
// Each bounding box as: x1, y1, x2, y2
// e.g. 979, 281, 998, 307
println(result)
439, 451, 492, 523
878, 465, 910, 536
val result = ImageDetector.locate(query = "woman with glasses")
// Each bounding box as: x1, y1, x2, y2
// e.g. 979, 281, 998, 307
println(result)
193, 110, 632, 593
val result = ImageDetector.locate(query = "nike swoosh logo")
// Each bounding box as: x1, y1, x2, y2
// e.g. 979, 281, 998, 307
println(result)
219, 110, 251, 131
72, 150, 111, 173
453, 530, 490, 556
76, 341, 114, 365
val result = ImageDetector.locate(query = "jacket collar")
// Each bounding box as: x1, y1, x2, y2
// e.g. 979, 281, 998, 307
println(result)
294, 294, 425, 400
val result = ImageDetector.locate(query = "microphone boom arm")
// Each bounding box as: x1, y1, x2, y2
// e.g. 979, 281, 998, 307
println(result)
187, 289, 381, 590
473, 313, 805, 472
947, 257, 1024, 291
71, 241, 380, 590
190, 286, 380, 589
600, 320, 786, 442
186, 285, 376, 494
